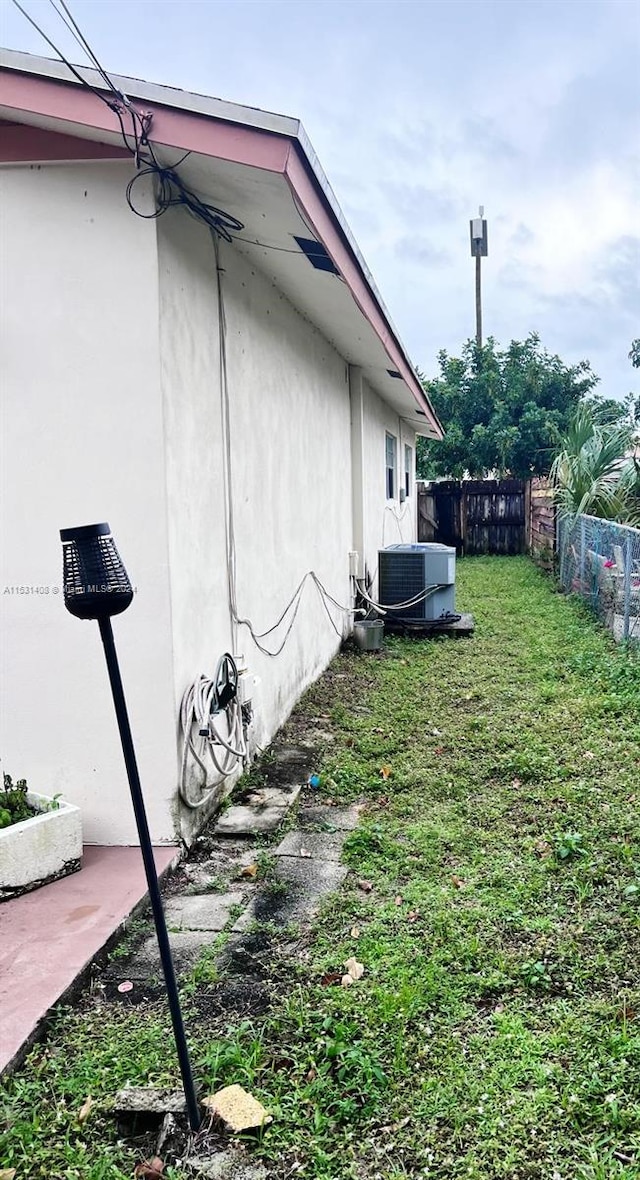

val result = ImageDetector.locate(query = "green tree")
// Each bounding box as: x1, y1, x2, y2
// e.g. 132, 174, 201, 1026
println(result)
581, 391, 639, 428
630, 339, 640, 369
417, 334, 598, 479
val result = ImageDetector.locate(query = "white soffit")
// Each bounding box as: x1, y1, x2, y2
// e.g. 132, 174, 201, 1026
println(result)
0, 48, 440, 436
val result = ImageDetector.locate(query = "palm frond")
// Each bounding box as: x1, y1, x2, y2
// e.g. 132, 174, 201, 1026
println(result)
550, 403, 638, 525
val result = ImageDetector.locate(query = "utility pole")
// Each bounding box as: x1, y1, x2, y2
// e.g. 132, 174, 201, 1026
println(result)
469, 207, 488, 350
475, 251, 482, 348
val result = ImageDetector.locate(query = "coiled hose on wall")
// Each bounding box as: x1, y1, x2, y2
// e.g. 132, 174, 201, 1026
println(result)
179, 653, 247, 810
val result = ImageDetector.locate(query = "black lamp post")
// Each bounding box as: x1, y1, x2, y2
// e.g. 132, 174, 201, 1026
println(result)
60, 523, 201, 1132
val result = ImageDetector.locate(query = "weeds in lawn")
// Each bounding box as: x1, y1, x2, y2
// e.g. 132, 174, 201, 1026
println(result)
263, 879, 289, 899
554, 830, 588, 860
107, 917, 150, 962
1, 559, 639, 1179
255, 851, 278, 879
182, 936, 227, 994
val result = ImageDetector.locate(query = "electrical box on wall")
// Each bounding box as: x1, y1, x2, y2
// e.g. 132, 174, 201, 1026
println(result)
378, 543, 456, 621
237, 670, 260, 706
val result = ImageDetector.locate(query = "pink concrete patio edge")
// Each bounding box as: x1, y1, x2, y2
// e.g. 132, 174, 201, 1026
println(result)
0, 844, 177, 1075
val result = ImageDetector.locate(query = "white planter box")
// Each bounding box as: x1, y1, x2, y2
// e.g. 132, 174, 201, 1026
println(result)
0, 793, 82, 901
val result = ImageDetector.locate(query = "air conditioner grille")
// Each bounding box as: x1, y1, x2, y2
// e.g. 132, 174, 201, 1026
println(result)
379, 552, 425, 620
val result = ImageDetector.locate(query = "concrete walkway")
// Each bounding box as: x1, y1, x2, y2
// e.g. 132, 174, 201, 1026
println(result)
1, 781, 360, 1083
122, 789, 360, 988
2, 786, 361, 1178
0, 844, 177, 1073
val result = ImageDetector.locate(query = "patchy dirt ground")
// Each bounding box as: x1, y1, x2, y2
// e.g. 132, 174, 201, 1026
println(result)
2, 558, 639, 1180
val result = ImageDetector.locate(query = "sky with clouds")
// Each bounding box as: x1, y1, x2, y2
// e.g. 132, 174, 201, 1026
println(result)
3, 0, 639, 398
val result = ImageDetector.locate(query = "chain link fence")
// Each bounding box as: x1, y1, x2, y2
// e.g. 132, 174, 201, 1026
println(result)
558, 514, 640, 643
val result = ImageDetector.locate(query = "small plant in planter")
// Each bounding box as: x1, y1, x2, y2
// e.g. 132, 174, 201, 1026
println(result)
0, 773, 81, 900
0, 773, 37, 828
0, 774, 62, 828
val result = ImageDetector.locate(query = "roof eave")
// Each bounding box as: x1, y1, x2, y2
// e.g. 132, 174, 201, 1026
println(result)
0, 47, 443, 438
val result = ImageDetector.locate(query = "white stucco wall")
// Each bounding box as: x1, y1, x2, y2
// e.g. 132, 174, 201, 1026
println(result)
157, 214, 353, 840
361, 380, 417, 588
221, 239, 353, 725
0, 161, 177, 844
1, 163, 416, 847
156, 211, 231, 840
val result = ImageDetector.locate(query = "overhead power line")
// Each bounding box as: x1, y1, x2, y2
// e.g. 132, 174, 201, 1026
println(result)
10, 0, 244, 240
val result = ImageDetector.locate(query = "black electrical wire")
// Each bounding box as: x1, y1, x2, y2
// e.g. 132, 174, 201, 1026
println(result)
47, 0, 123, 105
43, 1, 214, 214
12, 0, 332, 254
38, 0, 297, 247
14, 0, 347, 656
126, 165, 244, 241
10, 0, 115, 107
236, 237, 316, 255
13, 0, 140, 162
58, 0, 122, 98
13, 0, 242, 241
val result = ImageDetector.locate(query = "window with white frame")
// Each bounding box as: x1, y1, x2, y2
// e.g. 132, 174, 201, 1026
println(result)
385, 432, 397, 499
404, 444, 413, 498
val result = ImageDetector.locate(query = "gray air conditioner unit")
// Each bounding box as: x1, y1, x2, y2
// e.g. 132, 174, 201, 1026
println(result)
378, 543, 456, 621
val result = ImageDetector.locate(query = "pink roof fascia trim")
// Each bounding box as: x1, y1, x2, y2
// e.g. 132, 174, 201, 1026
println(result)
0, 71, 290, 173
0, 66, 439, 432
0, 121, 130, 162
284, 144, 439, 431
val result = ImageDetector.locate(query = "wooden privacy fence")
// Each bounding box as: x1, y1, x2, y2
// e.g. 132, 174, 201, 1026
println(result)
527, 477, 556, 567
417, 477, 556, 558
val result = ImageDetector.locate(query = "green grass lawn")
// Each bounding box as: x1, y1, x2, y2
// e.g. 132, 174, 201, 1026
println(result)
2, 557, 639, 1179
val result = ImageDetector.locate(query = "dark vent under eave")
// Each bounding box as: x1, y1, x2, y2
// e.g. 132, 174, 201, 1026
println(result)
293, 236, 340, 274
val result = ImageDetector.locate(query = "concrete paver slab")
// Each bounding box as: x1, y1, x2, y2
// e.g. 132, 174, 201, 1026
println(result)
233, 856, 348, 930
244, 785, 301, 809
276, 854, 348, 901
297, 803, 362, 831
164, 892, 244, 931
187, 1154, 267, 1179
214, 785, 301, 836
214, 805, 288, 836
274, 830, 346, 862
114, 1086, 186, 1114
130, 930, 218, 977
184, 847, 259, 890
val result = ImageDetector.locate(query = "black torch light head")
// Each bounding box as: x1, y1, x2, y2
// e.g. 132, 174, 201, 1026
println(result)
60, 522, 134, 620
